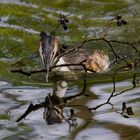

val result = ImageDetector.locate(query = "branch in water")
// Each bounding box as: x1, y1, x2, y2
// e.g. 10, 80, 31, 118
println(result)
16, 75, 137, 124
58, 37, 137, 66
11, 60, 96, 77
11, 69, 46, 77
16, 79, 87, 125
109, 40, 138, 53
64, 79, 88, 102
89, 74, 137, 111
16, 102, 47, 122
11, 33, 138, 77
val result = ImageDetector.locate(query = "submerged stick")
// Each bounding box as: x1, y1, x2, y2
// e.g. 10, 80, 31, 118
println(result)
16, 102, 47, 122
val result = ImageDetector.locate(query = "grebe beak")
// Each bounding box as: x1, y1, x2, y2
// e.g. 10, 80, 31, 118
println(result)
39, 31, 58, 82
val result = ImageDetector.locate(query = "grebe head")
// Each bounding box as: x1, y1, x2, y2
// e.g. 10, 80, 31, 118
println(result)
39, 31, 59, 82
40, 31, 47, 38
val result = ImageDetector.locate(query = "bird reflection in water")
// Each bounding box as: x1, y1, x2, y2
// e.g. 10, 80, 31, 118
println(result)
16, 80, 78, 130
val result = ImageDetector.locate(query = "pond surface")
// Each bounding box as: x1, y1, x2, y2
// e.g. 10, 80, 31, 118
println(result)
0, 0, 140, 140
0, 79, 140, 140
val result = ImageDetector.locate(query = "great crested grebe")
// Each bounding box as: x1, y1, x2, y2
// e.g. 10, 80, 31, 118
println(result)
39, 31, 58, 82
39, 31, 110, 81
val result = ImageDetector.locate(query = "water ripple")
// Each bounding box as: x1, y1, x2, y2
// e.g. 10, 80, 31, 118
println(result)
0, 21, 39, 34
0, 0, 38, 8
89, 81, 140, 129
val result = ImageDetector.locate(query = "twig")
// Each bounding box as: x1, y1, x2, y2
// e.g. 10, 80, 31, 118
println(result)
59, 37, 134, 65
89, 76, 115, 110
103, 39, 121, 63
108, 102, 130, 118
59, 38, 103, 58
53, 13, 71, 32
64, 79, 87, 102
11, 69, 46, 77
113, 74, 136, 97
16, 102, 47, 122
89, 74, 137, 111
109, 40, 138, 53
11, 61, 94, 77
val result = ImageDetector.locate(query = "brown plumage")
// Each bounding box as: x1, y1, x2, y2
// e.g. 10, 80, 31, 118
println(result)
39, 31, 110, 82
39, 31, 58, 82
55, 49, 110, 72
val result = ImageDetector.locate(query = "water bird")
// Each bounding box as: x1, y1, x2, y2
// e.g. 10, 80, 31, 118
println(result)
39, 31, 110, 82
39, 31, 58, 82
